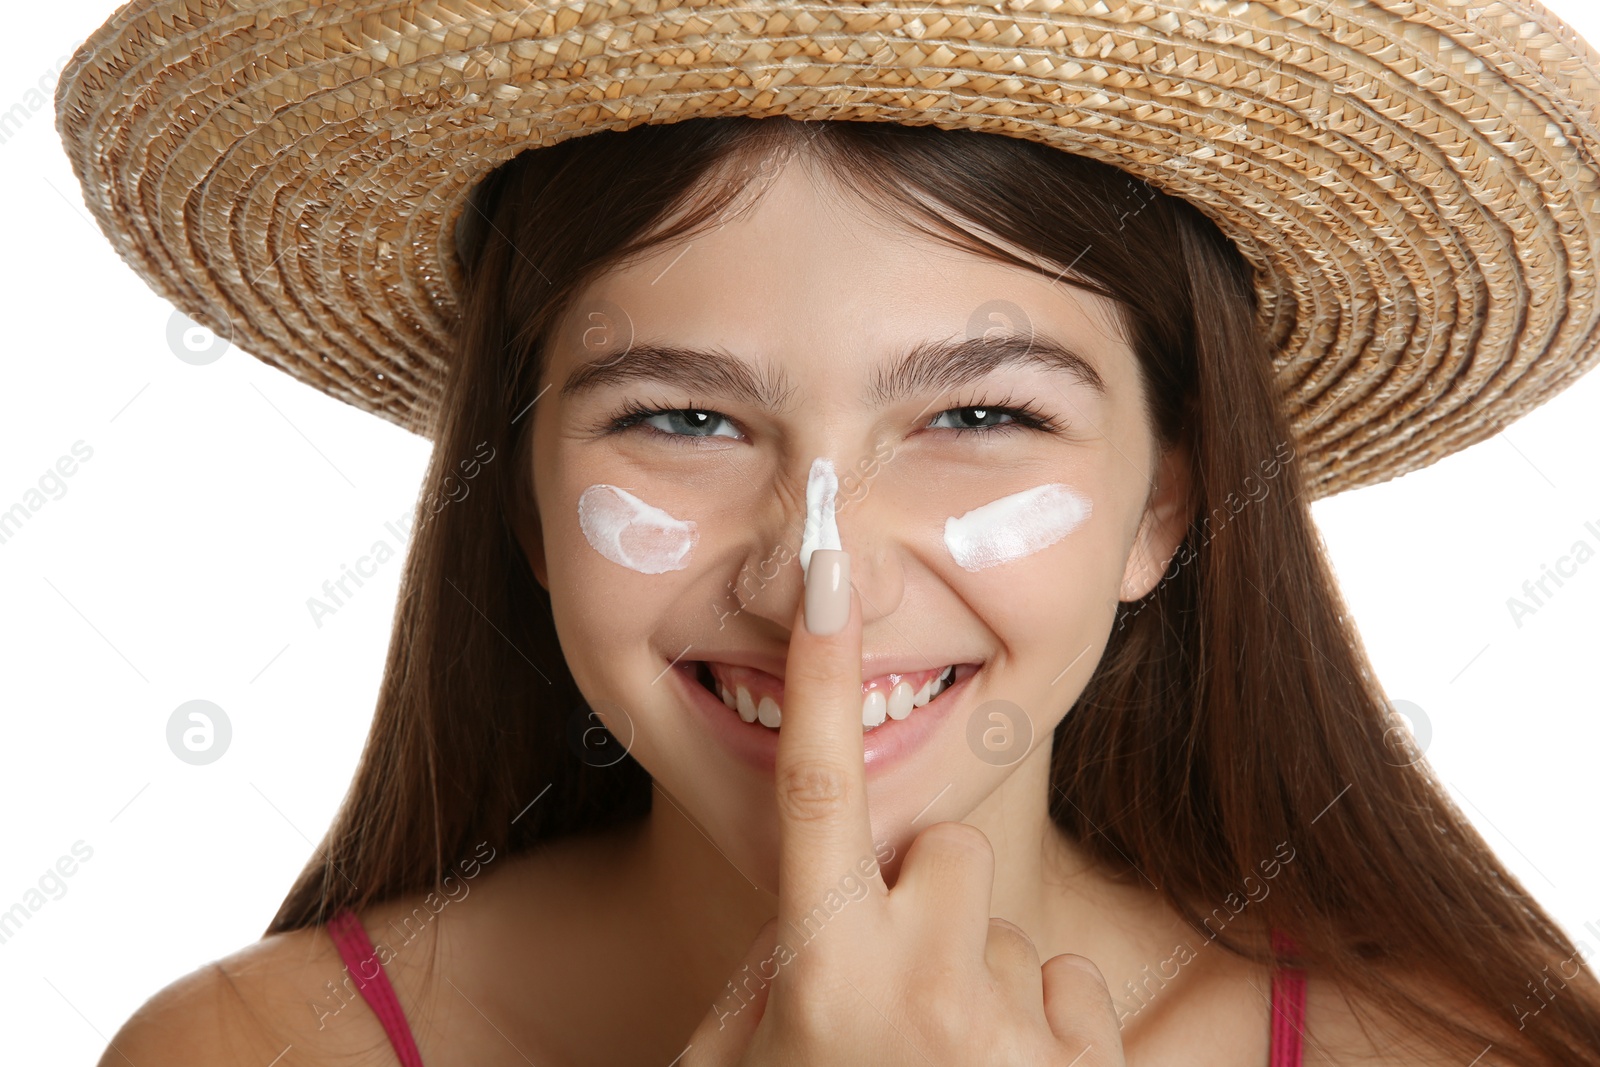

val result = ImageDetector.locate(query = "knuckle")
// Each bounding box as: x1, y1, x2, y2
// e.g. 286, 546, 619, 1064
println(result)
775, 758, 852, 822
771, 964, 851, 1044
777, 980, 833, 1038
908, 972, 973, 1043
783, 656, 839, 694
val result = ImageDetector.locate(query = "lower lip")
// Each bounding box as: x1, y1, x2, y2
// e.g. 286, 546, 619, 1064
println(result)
671, 660, 976, 776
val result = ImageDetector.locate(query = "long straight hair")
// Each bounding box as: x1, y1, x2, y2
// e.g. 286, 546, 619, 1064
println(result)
268, 116, 1600, 1064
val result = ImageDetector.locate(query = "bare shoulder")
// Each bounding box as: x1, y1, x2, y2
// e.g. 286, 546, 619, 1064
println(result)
97, 922, 407, 1067
97, 832, 638, 1067
1304, 967, 1524, 1066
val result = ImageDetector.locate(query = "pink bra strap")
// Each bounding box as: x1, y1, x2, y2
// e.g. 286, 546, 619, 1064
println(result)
1268, 928, 1308, 1067
327, 908, 426, 1067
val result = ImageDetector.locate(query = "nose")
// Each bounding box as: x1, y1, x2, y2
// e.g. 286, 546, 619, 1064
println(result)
723, 448, 906, 635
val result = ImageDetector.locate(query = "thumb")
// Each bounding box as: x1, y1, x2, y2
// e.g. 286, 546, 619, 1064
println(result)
1041, 953, 1126, 1066
679, 917, 785, 1067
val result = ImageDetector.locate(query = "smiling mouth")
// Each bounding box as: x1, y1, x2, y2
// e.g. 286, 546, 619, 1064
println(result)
691, 660, 981, 732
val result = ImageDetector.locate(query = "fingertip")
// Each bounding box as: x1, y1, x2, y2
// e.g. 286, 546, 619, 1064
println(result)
1057, 953, 1103, 982
1042, 952, 1122, 1044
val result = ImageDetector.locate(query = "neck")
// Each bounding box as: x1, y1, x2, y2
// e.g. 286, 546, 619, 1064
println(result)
491, 748, 1220, 1063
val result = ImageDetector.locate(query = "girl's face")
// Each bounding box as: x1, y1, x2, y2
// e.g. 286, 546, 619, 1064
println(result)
515, 152, 1190, 890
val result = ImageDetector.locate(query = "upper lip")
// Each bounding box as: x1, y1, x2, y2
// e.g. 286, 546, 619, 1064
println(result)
682, 650, 981, 683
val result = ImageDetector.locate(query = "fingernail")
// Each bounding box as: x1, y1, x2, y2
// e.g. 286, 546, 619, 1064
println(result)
804, 549, 849, 636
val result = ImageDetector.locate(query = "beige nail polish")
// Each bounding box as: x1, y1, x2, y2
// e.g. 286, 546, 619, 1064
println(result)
804, 549, 850, 635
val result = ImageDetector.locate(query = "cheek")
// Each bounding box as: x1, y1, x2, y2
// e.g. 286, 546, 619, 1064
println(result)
546, 482, 708, 653
576, 483, 699, 574
932, 480, 1130, 639
942, 482, 1092, 573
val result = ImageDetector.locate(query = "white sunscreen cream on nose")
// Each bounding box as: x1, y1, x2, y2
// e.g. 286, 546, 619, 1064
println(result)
944, 483, 1092, 572
578, 485, 698, 574
799, 457, 841, 580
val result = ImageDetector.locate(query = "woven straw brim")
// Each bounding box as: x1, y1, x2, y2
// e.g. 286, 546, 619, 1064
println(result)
55, 0, 1600, 500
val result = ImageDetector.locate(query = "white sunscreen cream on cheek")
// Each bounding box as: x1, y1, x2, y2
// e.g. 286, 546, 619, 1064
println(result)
944, 483, 1092, 572
799, 457, 841, 580
577, 485, 698, 574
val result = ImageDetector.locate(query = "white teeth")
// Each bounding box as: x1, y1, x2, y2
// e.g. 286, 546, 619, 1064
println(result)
887, 680, 915, 721
861, 689, 888, 729
708, 664, 962, 732
913, 667, 953, 709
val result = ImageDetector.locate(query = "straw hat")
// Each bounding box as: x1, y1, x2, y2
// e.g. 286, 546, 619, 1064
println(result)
54, 0, 1600, 500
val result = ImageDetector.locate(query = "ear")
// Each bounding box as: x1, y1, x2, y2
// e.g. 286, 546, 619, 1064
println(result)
1120, 439, 1192, 602
511, 471, 550, 593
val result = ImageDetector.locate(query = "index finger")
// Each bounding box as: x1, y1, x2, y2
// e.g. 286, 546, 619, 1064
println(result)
774, 547, 886, 937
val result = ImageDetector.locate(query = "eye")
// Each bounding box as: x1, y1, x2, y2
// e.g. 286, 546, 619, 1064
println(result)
926, 401, 1062, 436
605, 403, 742, 443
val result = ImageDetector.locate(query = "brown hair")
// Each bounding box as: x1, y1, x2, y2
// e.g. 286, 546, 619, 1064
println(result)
267, 116, 1600, 1063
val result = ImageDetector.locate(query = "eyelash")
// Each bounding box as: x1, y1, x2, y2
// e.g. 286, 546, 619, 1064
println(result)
601, 393, 1066, 444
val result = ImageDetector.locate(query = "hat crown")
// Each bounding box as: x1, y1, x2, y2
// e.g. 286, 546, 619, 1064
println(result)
53, 0, 1600, 498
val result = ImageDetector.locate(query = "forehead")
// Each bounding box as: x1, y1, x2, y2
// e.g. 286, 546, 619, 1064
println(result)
545, 154, 1139, 401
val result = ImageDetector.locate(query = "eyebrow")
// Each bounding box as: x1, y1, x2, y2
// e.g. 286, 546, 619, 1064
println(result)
559, 331, 1109, 408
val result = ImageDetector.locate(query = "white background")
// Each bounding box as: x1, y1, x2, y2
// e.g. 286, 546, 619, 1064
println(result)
3, 2, 1598, 1061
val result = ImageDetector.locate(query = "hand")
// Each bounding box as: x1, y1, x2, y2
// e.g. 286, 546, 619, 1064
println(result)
683, 548, 1126, 1066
